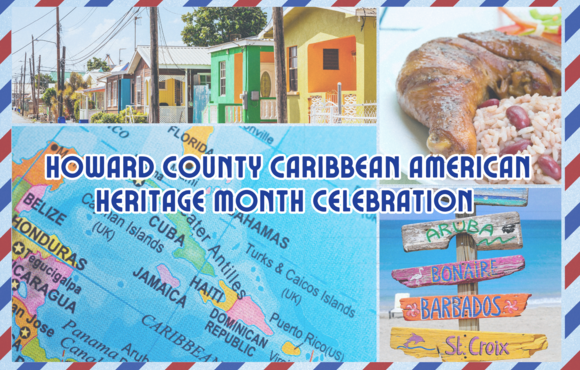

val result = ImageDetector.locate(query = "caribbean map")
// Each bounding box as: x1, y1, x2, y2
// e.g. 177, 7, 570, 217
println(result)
10, 125, 377, 363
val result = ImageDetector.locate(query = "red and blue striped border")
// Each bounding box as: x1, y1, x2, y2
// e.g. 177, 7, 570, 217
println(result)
3, 0, 580, 369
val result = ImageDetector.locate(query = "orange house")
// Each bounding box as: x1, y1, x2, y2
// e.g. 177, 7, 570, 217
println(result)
260, 7, 376, 123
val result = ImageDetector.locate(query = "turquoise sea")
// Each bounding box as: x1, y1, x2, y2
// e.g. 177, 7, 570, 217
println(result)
380, 220, 561, 311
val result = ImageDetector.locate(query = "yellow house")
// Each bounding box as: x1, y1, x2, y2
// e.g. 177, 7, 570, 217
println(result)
260, 7, 376, 123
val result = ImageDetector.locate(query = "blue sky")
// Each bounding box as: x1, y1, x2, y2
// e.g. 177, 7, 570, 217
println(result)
380, 188, 562, 308
380, 188, 561, 221
12, 7, 272, 79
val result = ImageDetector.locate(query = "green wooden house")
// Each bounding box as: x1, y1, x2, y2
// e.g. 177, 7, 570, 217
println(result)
204, 38, 276, 123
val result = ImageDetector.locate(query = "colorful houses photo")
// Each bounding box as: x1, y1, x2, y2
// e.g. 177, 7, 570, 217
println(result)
203, 7, 377, 124
13, 6, 377, 124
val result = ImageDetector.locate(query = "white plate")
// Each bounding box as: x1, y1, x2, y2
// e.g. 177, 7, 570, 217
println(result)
379, 8, 507, 185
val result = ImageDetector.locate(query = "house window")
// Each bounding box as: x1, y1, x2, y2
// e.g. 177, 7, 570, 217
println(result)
323, 49, 339, 70
107, 82, 111, 107
131, 80, 135, 104
200, 74, 211, 89
220, 62, 226, 96
159, 80, 166, 90
136, 76, 142, 105
112, 80, 118, 106
289, 46, 298, 92
175, 80, 182, 106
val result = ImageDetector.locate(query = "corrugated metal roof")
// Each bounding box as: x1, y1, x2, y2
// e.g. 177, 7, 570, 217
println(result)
77, 84, 106, 94
207, 37, 274, 53
138, 46, 210, 68
110, 62, 129, 75
85, 71, 109, 81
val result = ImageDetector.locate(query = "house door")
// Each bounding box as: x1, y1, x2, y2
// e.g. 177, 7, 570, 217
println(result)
193, 85, 210, 124
119, 79, 131, 111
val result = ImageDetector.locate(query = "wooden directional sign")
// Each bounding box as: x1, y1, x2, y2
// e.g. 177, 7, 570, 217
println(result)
400, 293, 531, 321
391, 255, 525, 288
391, 327, 548, 361
401, 212, 522, 252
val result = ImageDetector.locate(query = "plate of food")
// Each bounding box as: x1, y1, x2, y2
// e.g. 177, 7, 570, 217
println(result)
379, 7, 562, 185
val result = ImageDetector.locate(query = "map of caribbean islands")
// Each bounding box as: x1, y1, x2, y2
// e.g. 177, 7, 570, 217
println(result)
10, 125, 377, 362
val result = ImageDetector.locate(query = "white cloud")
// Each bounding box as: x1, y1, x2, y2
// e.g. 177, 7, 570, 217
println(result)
66, 26, 84, 37
91, 19, 117, 40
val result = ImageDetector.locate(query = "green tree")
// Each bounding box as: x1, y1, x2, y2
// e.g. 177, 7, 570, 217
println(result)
62, 72, 88, 120
87, 57, 111, 72
181, 8, 268, 47
42, 87, 56, 107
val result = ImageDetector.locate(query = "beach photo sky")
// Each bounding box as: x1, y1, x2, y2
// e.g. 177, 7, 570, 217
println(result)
380, 188, 562, 310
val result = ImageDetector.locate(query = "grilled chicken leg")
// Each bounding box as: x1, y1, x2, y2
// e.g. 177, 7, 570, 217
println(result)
459, 30, 561, 77
397, 37, 554, 156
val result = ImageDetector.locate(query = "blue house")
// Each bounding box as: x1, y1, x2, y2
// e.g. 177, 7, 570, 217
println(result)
104, 63, 133, 114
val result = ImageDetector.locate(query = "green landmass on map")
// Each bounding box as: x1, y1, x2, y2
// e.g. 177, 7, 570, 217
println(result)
22, 338, 76, 362
138, 178, 215, 276
145, 179, 159, 188
167, 212, 215, 276
12, 177, 31, 216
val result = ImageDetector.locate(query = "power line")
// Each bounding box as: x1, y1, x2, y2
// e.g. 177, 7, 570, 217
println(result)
12, 8, 75, 55
158, 9, 184, 72
13, 8, 55, 34
66, 9, 133, 61
66, 8, 96, 30
66, 8, 139, 64
160, 7, 185, 17
40, 8, 139, 72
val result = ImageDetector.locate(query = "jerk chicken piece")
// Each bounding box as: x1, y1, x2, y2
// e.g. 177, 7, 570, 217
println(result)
459, 30, 561, 77
397, 37, 554, 156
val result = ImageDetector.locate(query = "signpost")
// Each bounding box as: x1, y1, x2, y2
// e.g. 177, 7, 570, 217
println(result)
390, 327, 547, 361
400, 293, 531, 321
390, 188, 548, 361
401, 212, 523, 252
392, 255, 525, 288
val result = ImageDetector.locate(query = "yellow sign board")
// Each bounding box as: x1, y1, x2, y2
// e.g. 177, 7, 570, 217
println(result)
391, 327, 548, 362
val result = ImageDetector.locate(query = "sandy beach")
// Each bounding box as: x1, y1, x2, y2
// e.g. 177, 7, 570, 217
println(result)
380, 306, 561, 362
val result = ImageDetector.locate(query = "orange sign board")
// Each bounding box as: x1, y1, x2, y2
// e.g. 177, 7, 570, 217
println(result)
400, 293, 531, 321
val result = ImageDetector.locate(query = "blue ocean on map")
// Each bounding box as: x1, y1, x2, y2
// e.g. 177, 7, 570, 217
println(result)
380, 219, 562, 311
11, 125, 377, 363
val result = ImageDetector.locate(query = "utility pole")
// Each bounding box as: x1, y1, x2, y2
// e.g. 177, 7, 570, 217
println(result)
119, 48, 126, 65
37, 55, 41, 120
19, 70, 22, 113
22, 53, 27, 116
273, 7, 288, 124
19, 68, 22, 113
56, 6, 62, 118
134, 16, 141, 51
29, 59, 34, 117
149, 8, 159, 123
61, 46, 66, 86
61, 46, 66, 119
31, 36, 37, 118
